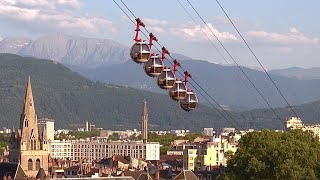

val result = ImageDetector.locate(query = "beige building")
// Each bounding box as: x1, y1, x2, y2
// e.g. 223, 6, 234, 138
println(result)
285, 117, 320, 138
38, 118, 55, 141
285, 117, 304, 129
9, 77, 49, 178
49, 139, 160, 162
183, 137, 237, 171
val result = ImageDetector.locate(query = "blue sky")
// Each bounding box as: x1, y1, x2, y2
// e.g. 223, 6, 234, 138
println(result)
0, 0, 319, 69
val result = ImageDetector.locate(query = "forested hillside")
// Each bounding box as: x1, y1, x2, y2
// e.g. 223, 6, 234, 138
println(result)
0, 53, 225, 131
1, 53, 320, 131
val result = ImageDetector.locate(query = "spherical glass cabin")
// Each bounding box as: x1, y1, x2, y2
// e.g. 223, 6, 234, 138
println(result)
144, 54, 164, 77
157, 67, 175, 89
169, 79, 187, 101
180, 91, 198, 111
130, 41, 151, 64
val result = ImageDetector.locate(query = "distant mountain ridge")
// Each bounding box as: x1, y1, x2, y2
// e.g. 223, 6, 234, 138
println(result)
0, 34, 192, 67
270, 67, 320, 80
2, 34, 320, 109
76, 59, 320, 109
0, 34, 129, 67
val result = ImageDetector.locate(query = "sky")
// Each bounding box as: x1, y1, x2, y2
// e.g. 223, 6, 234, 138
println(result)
0, 0, 319, 69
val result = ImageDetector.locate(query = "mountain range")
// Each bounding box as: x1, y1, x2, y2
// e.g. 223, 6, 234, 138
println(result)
1, 34, 320, 109
76, 59, 320, 109
270, 67, 320, 80
1, 53, 320, 131
0, 33, 128, 67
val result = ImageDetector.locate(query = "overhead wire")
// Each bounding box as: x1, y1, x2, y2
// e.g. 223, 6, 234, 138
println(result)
113, 0, 247, 131
176, 0, 265, 108
185, 0, 284, 124
119, 0, 247, 131
214, 0, 299, 118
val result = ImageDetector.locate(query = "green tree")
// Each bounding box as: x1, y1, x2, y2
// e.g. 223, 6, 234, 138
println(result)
224, 129, 320, 180
108, 133, 120, 141
224, 150, 234, 161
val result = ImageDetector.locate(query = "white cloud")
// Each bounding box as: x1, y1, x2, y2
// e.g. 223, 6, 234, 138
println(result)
247, 28, 319, 45
55, 0, 80, 10
171, 23, 238, 42
0, 0, 114, 35
143, 17, 168, 27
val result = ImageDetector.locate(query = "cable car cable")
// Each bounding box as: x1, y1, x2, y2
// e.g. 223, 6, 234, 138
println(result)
176, 0, 265, 108
185, 0, 283, 124
113, 0, 247, 131
214, 0, 299, 118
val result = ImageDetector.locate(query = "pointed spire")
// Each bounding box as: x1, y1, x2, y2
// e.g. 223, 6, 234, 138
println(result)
22, 76, 36, 117
42, 125, 47, 141
20, 76, 39, 150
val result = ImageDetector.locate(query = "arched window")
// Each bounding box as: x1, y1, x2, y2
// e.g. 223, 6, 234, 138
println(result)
36, 159, 40, 170
28, 159, 33, 170
33, 140, 36, 150
25, 120, 29, 127
30, 140, 34, 150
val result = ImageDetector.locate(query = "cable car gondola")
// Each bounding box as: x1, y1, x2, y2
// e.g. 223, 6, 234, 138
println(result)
169, 78, 187, 101
157, 67, 175, 89
130, 40, 151, 64
130, 18, 151, 64
144, 54, 164, 77
168, 59, 187, 101
180, 90, 198, 111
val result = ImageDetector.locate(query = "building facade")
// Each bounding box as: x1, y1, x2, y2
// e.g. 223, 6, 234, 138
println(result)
285, 117, 320, 138
38, 118, 55, 141
49, 139, 160, 162
9, 77, 49, 178
183, 137, 237, 171
203, 128, 214, 136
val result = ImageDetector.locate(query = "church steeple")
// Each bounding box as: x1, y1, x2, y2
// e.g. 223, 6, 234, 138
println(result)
20, 77, 39, 150
9, 76, 49, 178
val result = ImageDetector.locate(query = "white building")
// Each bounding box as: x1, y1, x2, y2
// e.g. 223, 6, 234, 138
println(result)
49, 139, 160, 162
285, 117, 304, 129
49, 139, 72, 160
100, 129, 141, 139
203, 128, 214, 136
38, 118, 55, 141
285, 117, 320, 138
170, 130, 190, 137
221, 128, 235, 136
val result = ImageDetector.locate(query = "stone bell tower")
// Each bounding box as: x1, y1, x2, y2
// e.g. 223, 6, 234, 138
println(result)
9, 77, 49, 178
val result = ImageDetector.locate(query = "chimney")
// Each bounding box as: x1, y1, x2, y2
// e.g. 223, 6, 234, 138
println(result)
155, 170, 160, 180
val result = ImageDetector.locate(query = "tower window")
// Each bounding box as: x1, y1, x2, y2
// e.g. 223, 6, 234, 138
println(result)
25, 120, 29, 127
36, 159, 40, 170
28, 159, 33, 170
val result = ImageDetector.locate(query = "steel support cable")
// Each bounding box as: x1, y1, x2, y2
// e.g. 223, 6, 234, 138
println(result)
113, 0, 247, 131
176, 0, 265, 108
214, 0, 299, 118
185, 0, 283, 124
118, 0, 247, 131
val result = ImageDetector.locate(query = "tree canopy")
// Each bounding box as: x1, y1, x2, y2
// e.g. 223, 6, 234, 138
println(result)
224, 129, 320, 180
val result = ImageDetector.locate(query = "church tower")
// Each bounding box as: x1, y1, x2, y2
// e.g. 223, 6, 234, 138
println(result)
9, 77, 49, 178
141, 99, 148, 143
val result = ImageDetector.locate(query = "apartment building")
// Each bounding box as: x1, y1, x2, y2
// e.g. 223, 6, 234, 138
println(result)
49, 139, 160, 162
183, 137, 237, 171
